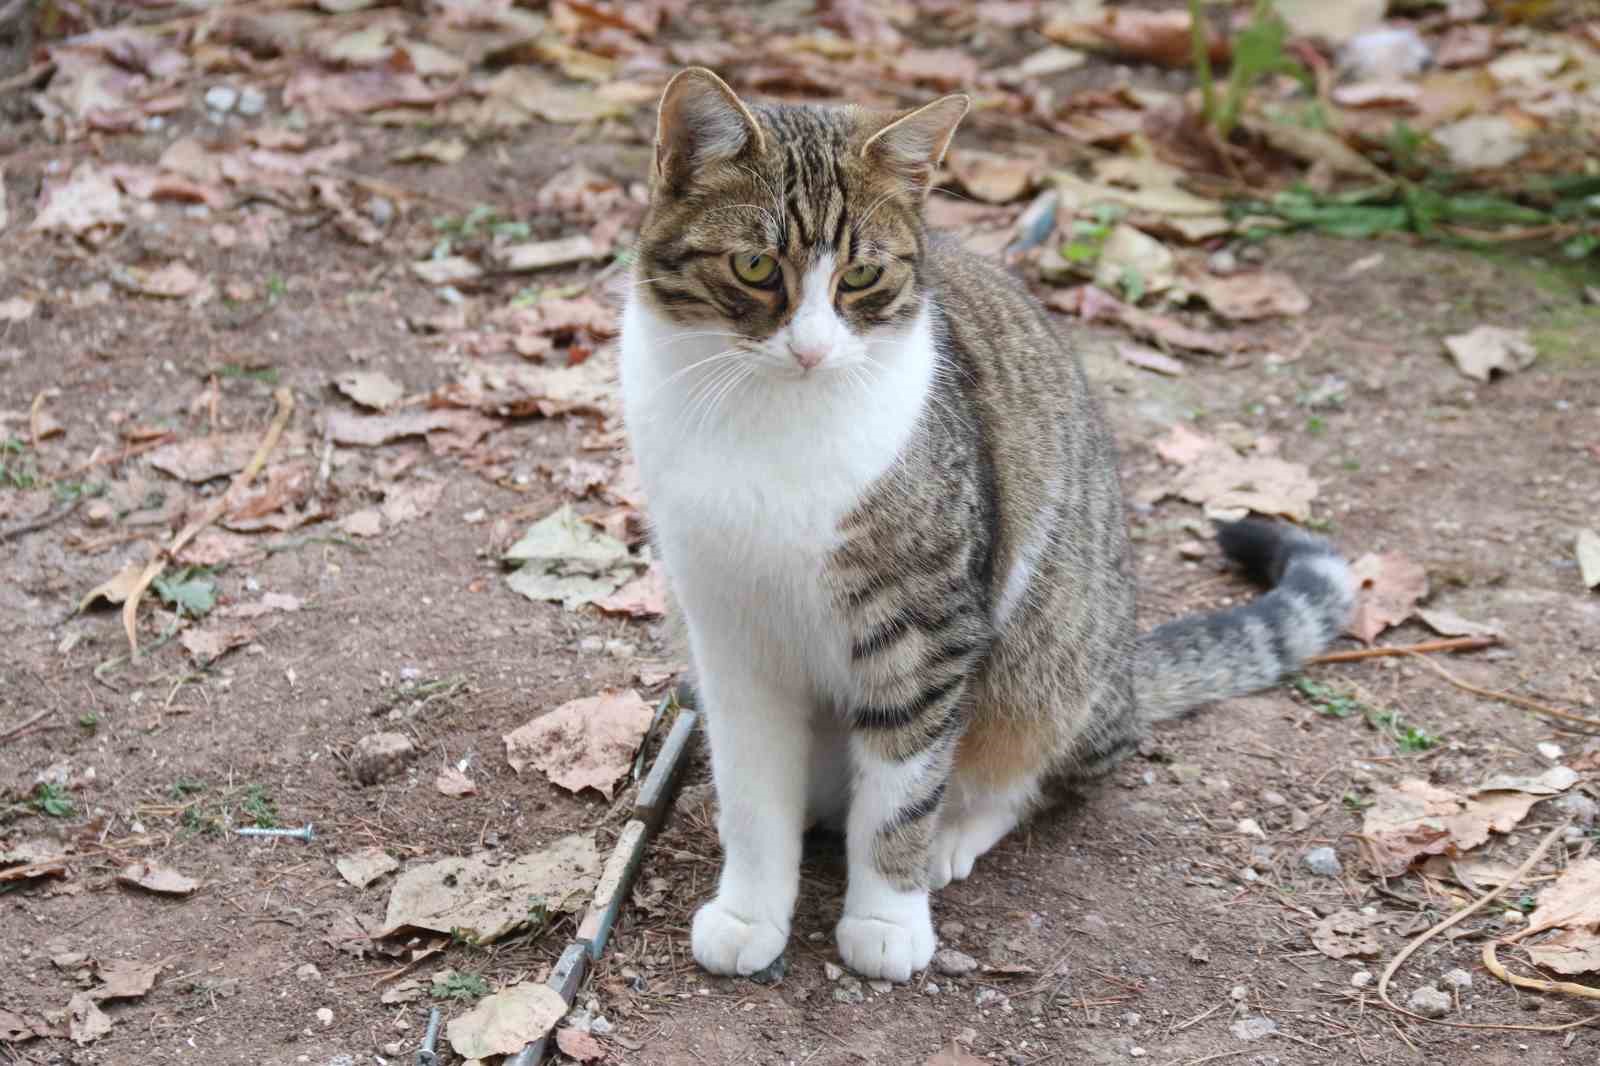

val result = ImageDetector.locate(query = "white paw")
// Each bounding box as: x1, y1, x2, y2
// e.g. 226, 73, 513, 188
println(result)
836, 905, 935, 983
927, 826, 982, 890
692, 897, 788, 976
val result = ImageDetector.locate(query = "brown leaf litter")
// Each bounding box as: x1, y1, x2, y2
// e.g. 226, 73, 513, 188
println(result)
503, 688, 655, 800
1148, 422, 1319, 522
1347, 551, 1429, 643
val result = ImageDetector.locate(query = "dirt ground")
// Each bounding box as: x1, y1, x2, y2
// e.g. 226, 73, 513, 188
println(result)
3, 5, 1600, 1066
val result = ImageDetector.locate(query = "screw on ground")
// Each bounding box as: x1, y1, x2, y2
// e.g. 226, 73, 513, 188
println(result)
233, 822, 315, 842
415, 1006, 443, 1066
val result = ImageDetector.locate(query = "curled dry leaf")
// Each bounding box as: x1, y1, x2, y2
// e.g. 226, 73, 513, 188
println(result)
92, 959, 163, 1000
149, 432, 283, 483
1311, 910, 1383, 960
1049, 285, 1242, 356
1416, 608, 1500, 639
503, 688, 655, 799
503, 503, 639, 610
1347, 552, 1427, 643
68, 994, 111, 1046
1151, 424, 1318, 522
446, 982, 568, 1059
32, 163, 125, 234
1444, 325, 1536, 382
117, 861, 198, 896
593, 563, 668, 619
1116, 342, 1185, 376
78, 559, 149, 613
178, 624, 255, 664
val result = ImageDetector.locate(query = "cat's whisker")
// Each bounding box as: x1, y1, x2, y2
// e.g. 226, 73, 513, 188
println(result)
641, 347, 749, 404
691, 362, 755, 436
682, 359, 751, 434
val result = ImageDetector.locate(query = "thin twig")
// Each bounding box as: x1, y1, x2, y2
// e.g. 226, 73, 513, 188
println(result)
119, 388, 294, 654
1308, 636, 1498, 664
0, 497, 81, 544
0, 60, 54, 96
1405, 651, 1600, 732
1375, 822, 1598, 1034
0, 708, 52, 744
1483, 942, 1600, 1003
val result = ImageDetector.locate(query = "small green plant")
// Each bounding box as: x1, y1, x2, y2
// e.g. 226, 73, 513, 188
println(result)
1292, 677, 1363, 718
238, 784, 278, 829
1341, 791, 1374, 812
1367, 709, 1440, 752
218, 363, 280, 384
1305, 416, 1326, 435
152, 567, 218, 619
170, 779, 207, 799
0, 436, 39, 490
31, 782, 74, 818
77, 712, 99, 733
1188, 0, 1310, 138
181, 805, 222, 836
1514, 893, 1537, 914
431, 973, 490, 1001
53, 479, 105, 503
265, 276, 288, 302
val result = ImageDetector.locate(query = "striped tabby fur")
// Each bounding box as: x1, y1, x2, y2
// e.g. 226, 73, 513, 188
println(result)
620, 69, 1355, 984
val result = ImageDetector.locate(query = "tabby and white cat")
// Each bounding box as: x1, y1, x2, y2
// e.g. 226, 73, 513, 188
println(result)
620, 69, 1354, 983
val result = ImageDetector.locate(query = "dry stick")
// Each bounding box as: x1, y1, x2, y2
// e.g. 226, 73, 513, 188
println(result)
119, 387, 294, 654
0, 708, 53, 744
1404, 650, 1600, 733
1373, 821, 1600, 1034
1307, 636, 1498, 665
1483, 942, 1600, 1003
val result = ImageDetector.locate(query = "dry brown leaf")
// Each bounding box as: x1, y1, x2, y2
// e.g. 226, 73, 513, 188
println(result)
92, 958, 163, 1000
922, 1045, 989, 1066
117, 861, 198, 896
32, 163, 125, 234
503, 689, 654, 799
1347, 552, 1428, 643
335, 847, 399, 889
447, 982, 568, 1059
178, 625, 255, 664
556, 1027, 606, 1061
1152, 426, 1317, 522
390, 138, 468, 165
78, 559, 149, 613
435, 766, 478, 797
1416, 608, 1500, 639
1359, 778, 1555, 877
118, 261, 202, 298
593, 564, 668, 619
1048, 285, 1242, 356
68, 993, 111, 1046
219, 592, 303, 619
1526, 927, 1600, 977
946, 149, 1035, 204
1187, 271, 1310, 320
326, 408, 497, 448
890, 48, 980, 89
1042, 7, 1224, 67
382, 835, 598, 942
1152, 422, 1218, 466
495, 235, 604, 273
149, 432, 276, 482
335, 370, 404, 411
381, 481, 444, 526
1311, 911, 1383, 959
1444, 325, 1536, 382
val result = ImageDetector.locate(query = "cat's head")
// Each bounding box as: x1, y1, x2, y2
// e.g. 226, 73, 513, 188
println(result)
635, 68, 967, 377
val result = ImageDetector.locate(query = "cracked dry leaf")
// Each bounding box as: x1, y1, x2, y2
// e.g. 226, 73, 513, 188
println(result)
1186, 270, 1310, 320
78, 559, 148, 613
447, 982, 568, 1059
557, 1027, 606, 1062
1347, 552, 1428, 643
33, 163, 125, 234
435, 766, 477, 797
1444, 325, 1536, 382
1416, 608, 1500, 639
593, 563, 668, 619
68, 994, 111, 1046
335, 847, 399, 889
503, 504, 638, 610
1524, 859, 1600, 976
92, 959, 163, 1000
1359, 777, 1563, 877
179, 624, 255, 664
1311, 910, 1383, 959
381, 834, 598, 942
503, 689, 654, 799
117, 861, 199, 896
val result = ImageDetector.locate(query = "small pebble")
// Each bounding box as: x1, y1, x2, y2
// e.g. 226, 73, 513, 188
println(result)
1076, 913, 1110, 938
1260, 789, 1287, 807
867, 980, 892, 994
1555, 792, 1597, 827
204, 85, 238, 113
1441, 968, 1473, 991
933, 948, 979, 977
367, 196, 395, 227
1236, 818, 1266, 839
939, 920, 966, 940
832, 976, 864, 1005
1351, 970, 1373, 988
314, 1007, 334, 1027
974, 987, 1007, 1008
1302, 846, 1343, 878
1120, 1011, 1142, 1026
1502, 909, 1526, 925
1407, 985, 1452, 1018
295, 963, 321, 981
824, 962, 843, 982
238, 86, 267, 116
1229, 985, 1248, 1002
1130, 1049, 1147, 1059
1230, 1016, 1277, 1041
924, 982, 940, 995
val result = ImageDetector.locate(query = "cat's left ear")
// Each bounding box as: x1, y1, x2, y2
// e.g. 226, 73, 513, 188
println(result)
861, 94, 970, 200
654, 67, 764, 194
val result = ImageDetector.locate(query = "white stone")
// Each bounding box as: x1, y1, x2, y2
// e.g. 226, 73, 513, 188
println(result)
238, 87, 267, 116
1441, 968, 1473, 991
1408, 985, 1452, 1018
1351, 970, 1373, 988
204, 85, 239, 113
314, 1007, 334, 1027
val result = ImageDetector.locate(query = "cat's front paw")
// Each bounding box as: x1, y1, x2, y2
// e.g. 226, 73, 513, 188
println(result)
836, 902, 935, 983
692, 897, 788, 976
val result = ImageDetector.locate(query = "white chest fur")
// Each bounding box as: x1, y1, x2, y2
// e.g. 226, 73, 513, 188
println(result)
619, 294, 936, 695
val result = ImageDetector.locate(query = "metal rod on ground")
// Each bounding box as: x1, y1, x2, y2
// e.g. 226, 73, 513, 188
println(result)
234, 823, 315, 842
415, 1006, 443, 1065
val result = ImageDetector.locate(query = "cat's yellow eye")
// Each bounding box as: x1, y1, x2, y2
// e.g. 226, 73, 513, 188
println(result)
731, 252, 780, 287
840, 263, 883, 291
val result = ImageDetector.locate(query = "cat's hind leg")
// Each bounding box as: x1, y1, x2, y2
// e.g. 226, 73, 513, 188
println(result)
927, 777, 1037, 889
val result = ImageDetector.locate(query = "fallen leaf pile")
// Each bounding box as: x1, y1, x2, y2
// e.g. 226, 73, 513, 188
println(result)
1148, 422, 1319, 522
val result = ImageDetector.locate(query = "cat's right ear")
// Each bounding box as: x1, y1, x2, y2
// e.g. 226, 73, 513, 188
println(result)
654, 68, 763, 193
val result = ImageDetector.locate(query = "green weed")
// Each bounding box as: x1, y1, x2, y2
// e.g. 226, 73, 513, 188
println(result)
238, 784, 278, 829
1292, 677, 1363, 718
431, 973, 490, 1001
218, 363, 280, 384
31, 782, 74, 818
1, 436, 39, 490
152, 568, 217, 619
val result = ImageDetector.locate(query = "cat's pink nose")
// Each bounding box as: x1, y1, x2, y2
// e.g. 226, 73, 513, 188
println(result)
790, 343, 826, 370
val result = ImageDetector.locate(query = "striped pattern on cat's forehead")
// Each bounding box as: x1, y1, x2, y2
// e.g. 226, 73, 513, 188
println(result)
636, 100, 925, 335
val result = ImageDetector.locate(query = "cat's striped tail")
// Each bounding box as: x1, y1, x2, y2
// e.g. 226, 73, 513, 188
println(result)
1133, 519, 1356, 723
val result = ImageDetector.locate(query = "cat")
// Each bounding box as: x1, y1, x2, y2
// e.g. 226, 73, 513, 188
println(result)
619, 68, 1355, 983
